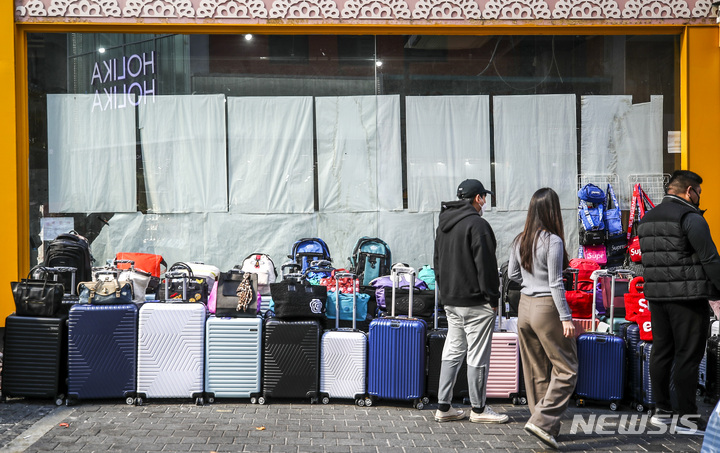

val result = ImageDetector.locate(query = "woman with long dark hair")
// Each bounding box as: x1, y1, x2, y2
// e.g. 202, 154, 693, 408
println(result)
508, 187, 578, 450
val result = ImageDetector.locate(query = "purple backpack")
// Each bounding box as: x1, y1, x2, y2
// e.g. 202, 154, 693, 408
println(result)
370, 275, 428, 309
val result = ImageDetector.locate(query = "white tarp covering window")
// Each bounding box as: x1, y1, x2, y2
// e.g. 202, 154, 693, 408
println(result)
47, 94, 137, 213
378, 211, 436, 268
315, 95, 403, 213
406, 96, 492, 212
227, 97, 314, 214
581, 95, 664, 206
91, 212, 319, 272
139, 95, 228, 213
494, 95, 578, 211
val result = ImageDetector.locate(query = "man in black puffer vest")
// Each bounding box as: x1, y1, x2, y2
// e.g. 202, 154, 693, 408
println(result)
638, 170, 720, 434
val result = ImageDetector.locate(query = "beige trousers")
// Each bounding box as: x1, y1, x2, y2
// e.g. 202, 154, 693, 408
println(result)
518, 294, 578, 437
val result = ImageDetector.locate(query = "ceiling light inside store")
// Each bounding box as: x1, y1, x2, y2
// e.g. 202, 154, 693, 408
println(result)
98, 47, 106, 53
376, 61, 383, 67
244, 34, 253, 41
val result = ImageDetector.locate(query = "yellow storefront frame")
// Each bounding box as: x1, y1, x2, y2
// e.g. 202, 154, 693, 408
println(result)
2, 22, 718, 325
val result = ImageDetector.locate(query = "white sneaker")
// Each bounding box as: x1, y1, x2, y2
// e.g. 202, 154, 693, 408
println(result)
525, 422, 559, 450
434, 407, 467, 422
650, 409, 675, 427
469, 406, 509, 424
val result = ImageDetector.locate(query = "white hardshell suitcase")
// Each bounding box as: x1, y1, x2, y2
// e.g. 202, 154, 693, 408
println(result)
136, 303, 206, 405
320, 272, 368, 406
204, 316, 262, 402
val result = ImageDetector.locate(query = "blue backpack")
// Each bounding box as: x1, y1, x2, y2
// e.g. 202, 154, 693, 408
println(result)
289, 237, 332, 273
578, 184, 606, 246
349, 237, 392, 286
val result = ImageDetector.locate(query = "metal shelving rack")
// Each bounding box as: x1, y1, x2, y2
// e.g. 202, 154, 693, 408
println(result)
627, 174, 670, 205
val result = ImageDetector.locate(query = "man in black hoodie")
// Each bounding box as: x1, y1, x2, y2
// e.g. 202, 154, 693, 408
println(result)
433, 179, 509, 424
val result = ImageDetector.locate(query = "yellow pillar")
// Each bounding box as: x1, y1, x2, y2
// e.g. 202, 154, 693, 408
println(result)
684, 26, 720, 242
0, 15, 19, 325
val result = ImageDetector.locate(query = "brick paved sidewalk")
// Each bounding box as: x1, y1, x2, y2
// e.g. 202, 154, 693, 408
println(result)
0, 397, 713, 453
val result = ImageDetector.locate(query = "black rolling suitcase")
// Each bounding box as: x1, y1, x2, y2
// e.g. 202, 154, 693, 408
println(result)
261, 317, 321, 403
1, 314, 68, 405
426, 289, 469, 403
706, 335, 720, 405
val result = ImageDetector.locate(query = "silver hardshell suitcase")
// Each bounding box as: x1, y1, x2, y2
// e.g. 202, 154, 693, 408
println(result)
320, 272, 368, 406
204, 316, 262, 403
136, 302, 207, 405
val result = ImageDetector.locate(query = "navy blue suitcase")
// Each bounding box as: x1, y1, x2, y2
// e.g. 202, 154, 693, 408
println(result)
1, 314, 67, 405
620, 322, 642, 408
67, 303, 138, 405
368, 266, 427, 409
262, 317, 321, 403
575, 270, 626, 410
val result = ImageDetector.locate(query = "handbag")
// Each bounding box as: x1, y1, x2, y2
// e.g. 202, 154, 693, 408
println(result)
215, 270, 259, 317
156, 274, 207, 303
582, 244, 607, 266
115, 259, 151, 303
624, 276, 645, 322
270, 281, 326, 318
115, 252, 166, 292
11, 266, 64, 317
604, 184, 624, 237
326, 291, 370, 321
565, 290, 593, 319
376, 287, 436, 317
78, 279, 133, 305
626, 183, 655, 265
157, 265, 209, 303
636, 301, 653, 341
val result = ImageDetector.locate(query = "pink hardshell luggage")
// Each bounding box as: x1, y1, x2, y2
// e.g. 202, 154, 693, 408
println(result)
319, 272, 368, 406
487, 292, 521, 402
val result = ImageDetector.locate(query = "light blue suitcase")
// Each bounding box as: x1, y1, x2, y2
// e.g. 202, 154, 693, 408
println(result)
367, 266, 427, 409
205, 316, 262, 403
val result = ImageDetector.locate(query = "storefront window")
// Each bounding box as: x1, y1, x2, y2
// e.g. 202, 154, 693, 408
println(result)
27, 33, 680, 272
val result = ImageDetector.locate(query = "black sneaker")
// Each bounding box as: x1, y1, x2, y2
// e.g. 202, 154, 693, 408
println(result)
675, 416, 707, 435
650, 408, 676, 427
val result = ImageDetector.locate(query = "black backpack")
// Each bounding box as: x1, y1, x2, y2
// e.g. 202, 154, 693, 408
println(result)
499, 260, 521, 317
44, 231, 93, 293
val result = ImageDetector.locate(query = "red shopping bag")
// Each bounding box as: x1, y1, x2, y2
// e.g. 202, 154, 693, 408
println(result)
623, 276, 645, 322
636, 301, 653, 341
566, 290, 593, 319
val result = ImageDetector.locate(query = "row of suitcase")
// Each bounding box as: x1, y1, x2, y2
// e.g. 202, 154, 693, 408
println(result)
1, 299, 523, 408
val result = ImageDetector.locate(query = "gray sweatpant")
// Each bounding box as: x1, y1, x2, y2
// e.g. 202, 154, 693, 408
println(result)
437, 304, 495, 409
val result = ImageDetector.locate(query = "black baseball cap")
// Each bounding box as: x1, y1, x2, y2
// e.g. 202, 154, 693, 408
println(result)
457, 179, 493, 199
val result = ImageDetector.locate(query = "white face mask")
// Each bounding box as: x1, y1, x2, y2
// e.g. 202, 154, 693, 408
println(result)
480, 202, 487, 216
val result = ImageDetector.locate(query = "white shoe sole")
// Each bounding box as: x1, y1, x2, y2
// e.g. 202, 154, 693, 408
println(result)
525, 423, 558, 450
470, 415, 510, 424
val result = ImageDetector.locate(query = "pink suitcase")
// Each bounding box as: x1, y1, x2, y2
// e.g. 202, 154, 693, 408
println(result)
487, 296, 521, 403
572, 318, 599, 338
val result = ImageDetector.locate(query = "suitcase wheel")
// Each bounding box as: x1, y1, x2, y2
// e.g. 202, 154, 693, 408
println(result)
195, 397, 204, 406
609, 401, 619, 411
55, 395, 65, 406
258, 396, 267, 405
125, 397, 135, 406
520, 396, 528, 405
364, 397, 373, 407
250, 396, 257, 404
322, 396, 330, 405
207, 397, 215, 404
512, 397, 520, 405
575, 398, 585, 408
135, 397, 144, 406
414, 399, 424, 410
355, 398, 365, 407
422, 396, 430, 405
635, 403, 645, 413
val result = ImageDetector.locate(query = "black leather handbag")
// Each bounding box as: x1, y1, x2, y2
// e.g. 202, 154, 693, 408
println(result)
216, 270, 258, 317
11, 266, 64, 316
270, 281, 326, 319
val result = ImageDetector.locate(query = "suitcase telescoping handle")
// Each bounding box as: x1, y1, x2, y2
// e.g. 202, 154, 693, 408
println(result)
590, 269, 618, 333
391, 265, 416, 318
113, 259, 135, 270
334, 271, 358, 331
164, 271, 188, 302
434, 284, 439, 330
44, 266, 78, 296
